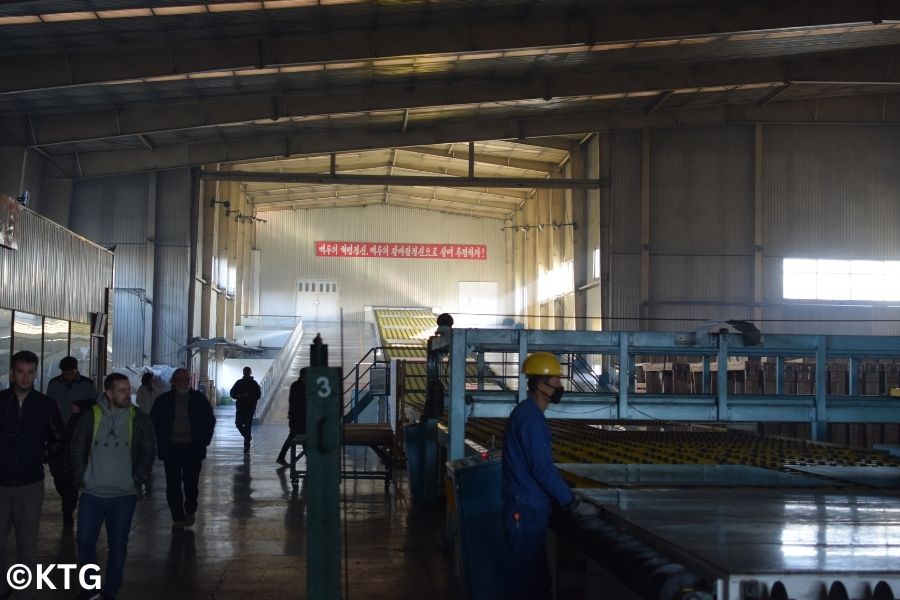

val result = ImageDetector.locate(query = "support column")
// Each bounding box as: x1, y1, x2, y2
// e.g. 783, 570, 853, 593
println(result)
199, 168, 217, 383
144, 172, 156, 366
214, 175, 230, 376
225, 181, 239, 340
598, 134, 612, 372
640, 130, 651, 331
187, 168, 201, 371
234, 185, 246, 328
753, 125, 764, 325
814, 337, 828, 442
717, 336, 728, 420
570, 141, 588, 330
504, 220, 514, 319
617, 333, 629, 418
525, 197, 538, 328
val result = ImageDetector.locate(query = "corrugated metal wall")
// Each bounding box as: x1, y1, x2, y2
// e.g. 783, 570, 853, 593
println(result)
0, 207, 111, 323
607, 131, 642, 330
153, 170, 192, 364
603, 124, 900, 336
72, 173, 149, 368
69, 170, 194, 368
649, 126, 755, 328
257, 205, 508, 321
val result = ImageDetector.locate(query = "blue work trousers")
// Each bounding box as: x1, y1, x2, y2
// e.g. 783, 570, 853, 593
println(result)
77, 492, 137, 597
502, 501, 552, 600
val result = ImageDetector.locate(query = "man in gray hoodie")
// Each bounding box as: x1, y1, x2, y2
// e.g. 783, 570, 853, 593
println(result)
70, 373, 156, 600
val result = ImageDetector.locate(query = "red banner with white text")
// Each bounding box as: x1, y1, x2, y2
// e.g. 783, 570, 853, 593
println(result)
316, 241, 487, 260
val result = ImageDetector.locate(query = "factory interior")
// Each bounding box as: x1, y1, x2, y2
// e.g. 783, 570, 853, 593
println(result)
1, 1, 900, 599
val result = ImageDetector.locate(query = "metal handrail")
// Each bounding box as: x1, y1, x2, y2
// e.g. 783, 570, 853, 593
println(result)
256, 317, 304, 421
341, 346, 391, 414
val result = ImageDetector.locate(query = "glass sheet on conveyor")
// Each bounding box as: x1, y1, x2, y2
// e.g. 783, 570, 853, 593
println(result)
577, 488, 900, 576
557, 463, 835, 487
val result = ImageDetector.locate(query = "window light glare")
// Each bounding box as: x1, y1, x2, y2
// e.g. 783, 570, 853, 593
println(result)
783, 258, 900, 302
96, 8, 154, 18
538, 261, 574, 302
151, 5, 207, 15
0, 15, 42, 24
40, 12, 97, 22
207, 2, 263, 13
263, 0, 318, 8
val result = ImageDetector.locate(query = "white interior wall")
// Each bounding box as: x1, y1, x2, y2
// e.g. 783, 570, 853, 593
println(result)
256, 205, 508, 322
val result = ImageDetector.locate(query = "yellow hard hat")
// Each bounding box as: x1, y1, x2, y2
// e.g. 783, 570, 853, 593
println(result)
522, 352, 561, 377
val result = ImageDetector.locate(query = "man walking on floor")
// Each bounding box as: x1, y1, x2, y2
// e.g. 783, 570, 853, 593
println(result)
276, 368, 307, 467
71, 373, 156, 600
230, 367, 261, 453
151, 368, 215, 533
45, 355, 96, 527
0, 351, 66, 600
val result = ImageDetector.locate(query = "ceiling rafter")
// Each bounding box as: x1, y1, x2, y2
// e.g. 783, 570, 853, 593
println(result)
14, 47, 900, 149
43, 91, 900, 180
1, 0, 893, 93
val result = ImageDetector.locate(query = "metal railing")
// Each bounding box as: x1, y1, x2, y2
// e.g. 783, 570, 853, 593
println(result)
256, 317, 303, 421
342, 346, 391, 422
434, 352, 611, 394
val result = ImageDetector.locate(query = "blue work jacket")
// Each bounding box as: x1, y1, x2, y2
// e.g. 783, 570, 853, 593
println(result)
501, 396, 574, 514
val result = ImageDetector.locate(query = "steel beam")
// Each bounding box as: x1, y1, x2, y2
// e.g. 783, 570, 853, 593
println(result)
45, 93, 900, 178
2, 0, 894, 93
253, 195, 512, 219
202, 170, 605, 189
240, 158, 543, 192
248, 178, 530, 201
20, 48, 900, 148
253, 188, 517, 211
401, 146, 558, 173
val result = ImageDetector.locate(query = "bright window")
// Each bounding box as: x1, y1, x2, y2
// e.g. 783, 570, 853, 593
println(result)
783, 258, 900, 301
538, 261, 574, 302
592, 247, 601, 279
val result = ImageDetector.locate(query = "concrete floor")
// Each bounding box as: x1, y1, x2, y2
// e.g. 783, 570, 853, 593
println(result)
15, 322, 456, 599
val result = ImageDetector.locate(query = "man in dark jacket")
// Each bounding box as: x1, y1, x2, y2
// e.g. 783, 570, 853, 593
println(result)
71, 372, 155, 600
0, 351, 66, 599
276, 368, 307, 467
45, 355, 96, 527
230, 366, 261, 452
150, 368, 215, 533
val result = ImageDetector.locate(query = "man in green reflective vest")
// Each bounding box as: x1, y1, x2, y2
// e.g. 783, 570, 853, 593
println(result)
71, 373, 156, 600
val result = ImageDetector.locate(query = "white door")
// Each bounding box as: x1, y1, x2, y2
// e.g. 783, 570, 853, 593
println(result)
296, 280, 340, 322
458, 281, 499, 327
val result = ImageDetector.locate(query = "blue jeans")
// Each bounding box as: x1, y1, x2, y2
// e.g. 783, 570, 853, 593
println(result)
77, 492, 137, 597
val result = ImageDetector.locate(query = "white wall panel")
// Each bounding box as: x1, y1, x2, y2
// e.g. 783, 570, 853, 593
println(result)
257, 205, 508, 321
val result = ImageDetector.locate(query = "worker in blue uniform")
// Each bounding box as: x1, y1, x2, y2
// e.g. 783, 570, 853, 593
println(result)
502, 352, 598, 600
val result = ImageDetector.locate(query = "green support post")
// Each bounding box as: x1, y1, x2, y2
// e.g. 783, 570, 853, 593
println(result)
306, 366, 342, 600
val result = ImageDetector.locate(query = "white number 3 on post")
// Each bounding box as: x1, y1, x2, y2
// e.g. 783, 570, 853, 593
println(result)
316, 376, 332, 398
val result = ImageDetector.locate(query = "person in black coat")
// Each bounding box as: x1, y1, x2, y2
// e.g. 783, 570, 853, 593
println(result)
276, 368, 307, 467
0, 351, 66, 599
229, 367, 261, 453
150, 368, 215, 533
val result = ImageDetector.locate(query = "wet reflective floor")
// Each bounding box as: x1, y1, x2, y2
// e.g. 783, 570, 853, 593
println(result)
18, 322, 457, 599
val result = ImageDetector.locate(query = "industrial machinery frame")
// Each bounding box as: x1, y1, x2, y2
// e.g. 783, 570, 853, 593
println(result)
429, 328, 900, 460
